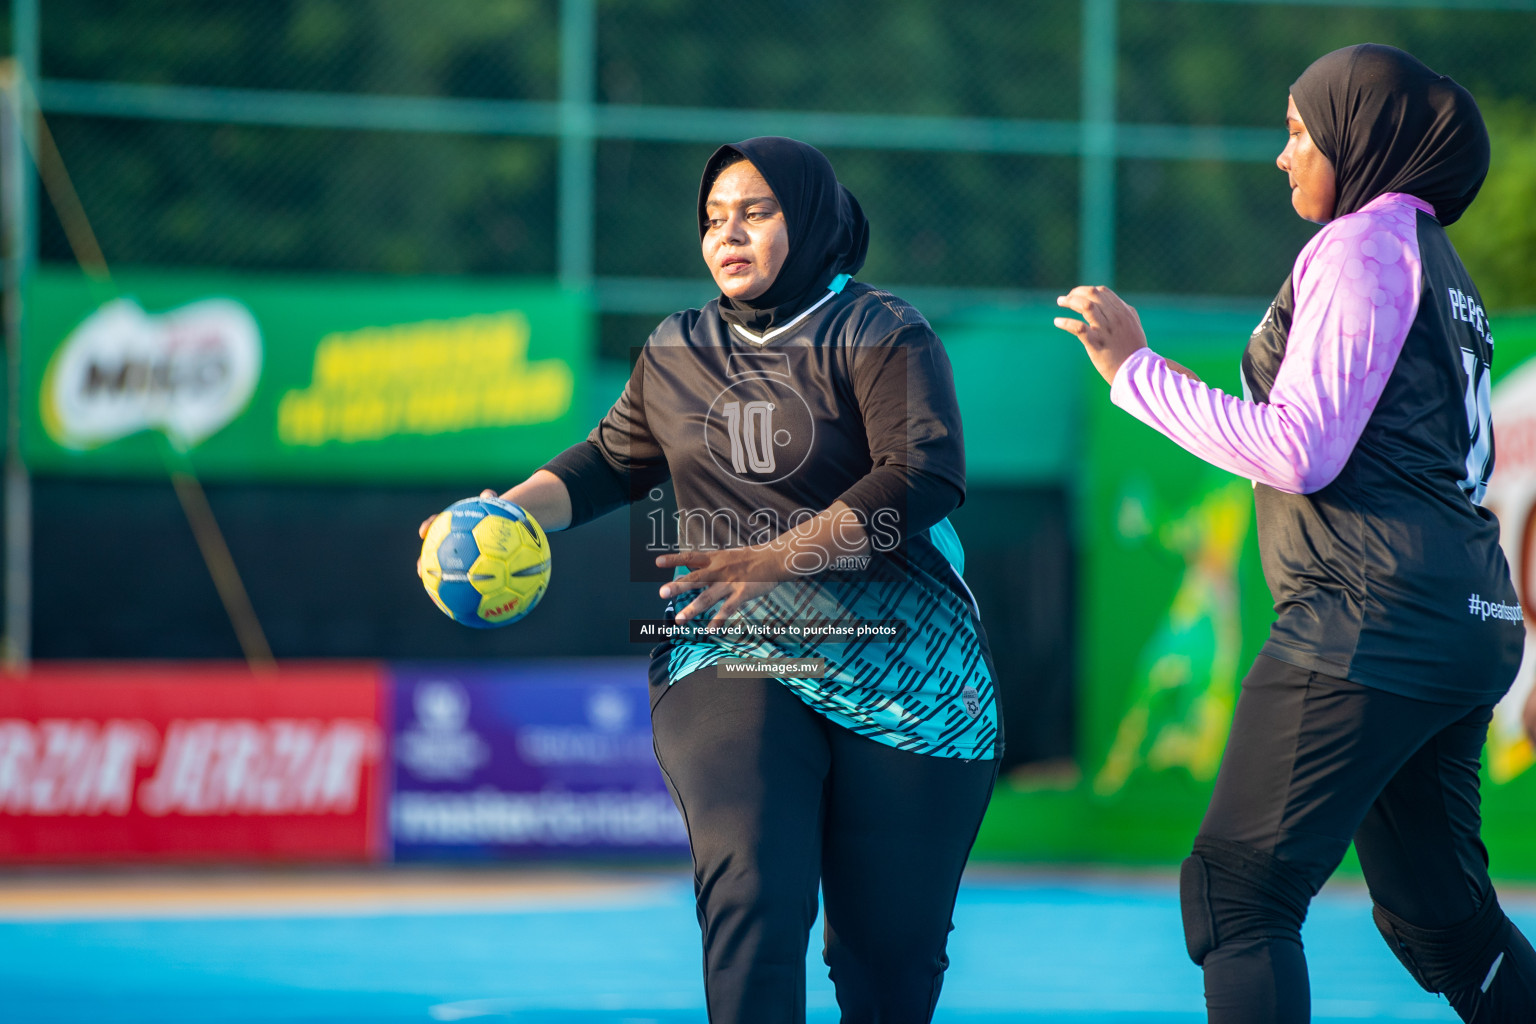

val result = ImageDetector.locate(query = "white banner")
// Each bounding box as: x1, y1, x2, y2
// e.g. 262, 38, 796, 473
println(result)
41, 296, 262, 450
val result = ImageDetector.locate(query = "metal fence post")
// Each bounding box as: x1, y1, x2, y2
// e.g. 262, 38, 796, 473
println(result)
3, 0, 37, 670
1, 60, 31, 670
559, 0, 597, 291
1079, 0, 1118, 287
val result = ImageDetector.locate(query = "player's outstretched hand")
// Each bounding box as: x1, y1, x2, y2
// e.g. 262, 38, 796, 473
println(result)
416, 489, 498, 578
656, 546, 788, 630
1054, 285, 1149, 385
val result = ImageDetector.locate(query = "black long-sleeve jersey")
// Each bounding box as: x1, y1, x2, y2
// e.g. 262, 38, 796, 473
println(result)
546, 280, 1000, 759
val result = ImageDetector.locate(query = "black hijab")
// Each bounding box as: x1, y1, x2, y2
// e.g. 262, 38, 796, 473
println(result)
698, 137, 870, 334
1290, 44, 1488, 226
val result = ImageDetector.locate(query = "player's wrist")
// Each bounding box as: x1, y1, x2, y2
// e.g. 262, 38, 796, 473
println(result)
502, 470, 573, 532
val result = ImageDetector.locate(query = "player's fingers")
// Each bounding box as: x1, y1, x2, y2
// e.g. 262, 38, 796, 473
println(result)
479, 488, 498, 498
659, 571, 707, 599
1097, 288, 1134, 321
656, 551, 710, 567
1056, 292, 1102, 328
702, 592, 735, 630
1055, 290, 1091, 314
665, 564, 724, 600
1061, 284, 1113, 306
674, 587, 715, 623
711, 586, 751, 623
418, 515, 437, 539
1053, 316, 1088, 337
1059, 284, 1103, 302
655, 551, 712, 571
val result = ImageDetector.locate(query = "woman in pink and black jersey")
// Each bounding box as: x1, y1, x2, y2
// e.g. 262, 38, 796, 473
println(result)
1057, 44, 1534, 1024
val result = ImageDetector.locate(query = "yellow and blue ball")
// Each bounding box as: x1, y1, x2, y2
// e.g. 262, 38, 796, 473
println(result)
419, 496, 550, 628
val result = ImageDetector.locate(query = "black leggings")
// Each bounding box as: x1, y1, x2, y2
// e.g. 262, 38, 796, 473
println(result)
649, 662, 998, 1024
1186, 655, 1536, 1023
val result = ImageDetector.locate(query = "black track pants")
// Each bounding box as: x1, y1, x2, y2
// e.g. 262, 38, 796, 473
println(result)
1192, 655, 1536, 1023
649, 664, 998, 1024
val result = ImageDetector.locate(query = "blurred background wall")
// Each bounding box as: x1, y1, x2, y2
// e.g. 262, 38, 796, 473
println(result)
2, 0, 1534, 864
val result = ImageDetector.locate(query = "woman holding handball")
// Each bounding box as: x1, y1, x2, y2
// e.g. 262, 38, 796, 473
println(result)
422, 136, 999, 1023
1055, 45, 1534, 1022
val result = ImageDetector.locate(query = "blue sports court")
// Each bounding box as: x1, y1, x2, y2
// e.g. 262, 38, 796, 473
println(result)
3, 867, 1522, 1022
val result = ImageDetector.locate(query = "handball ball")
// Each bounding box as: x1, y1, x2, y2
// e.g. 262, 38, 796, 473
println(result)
420, 496, 550, 628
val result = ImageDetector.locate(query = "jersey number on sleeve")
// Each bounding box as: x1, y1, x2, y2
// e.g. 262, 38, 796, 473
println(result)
1459, 347, 1494, 505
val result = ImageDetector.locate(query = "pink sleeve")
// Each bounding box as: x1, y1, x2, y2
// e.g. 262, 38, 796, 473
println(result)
1108, 196, 1424, 494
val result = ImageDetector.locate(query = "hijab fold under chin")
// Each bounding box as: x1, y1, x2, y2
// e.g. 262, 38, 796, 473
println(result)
698, 137, 870, 335
1290, 43, 1488, 226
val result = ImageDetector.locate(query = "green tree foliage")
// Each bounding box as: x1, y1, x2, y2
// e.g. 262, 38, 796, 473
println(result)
1114, 2, 1536, 302
1118, 3, 1536, 128
595, 0, 1083, 294
41, 0, 560, 276
28, 0, 1536, 327
1450, 98, 1536, 314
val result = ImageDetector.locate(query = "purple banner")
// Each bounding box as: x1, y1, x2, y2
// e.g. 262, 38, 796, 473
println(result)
388, 660, 687, 859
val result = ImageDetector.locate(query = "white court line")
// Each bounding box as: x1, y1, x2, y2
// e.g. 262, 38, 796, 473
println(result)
424, 991, 1453, 1019
429, 994, 701, 1020
0, 872, 684, 922
0, 889, 678, 921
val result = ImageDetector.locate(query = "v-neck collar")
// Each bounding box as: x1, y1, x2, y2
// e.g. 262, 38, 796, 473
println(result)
724, 274, 852, 347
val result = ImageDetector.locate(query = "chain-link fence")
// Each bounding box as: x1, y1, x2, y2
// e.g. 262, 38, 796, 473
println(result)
17, 0, 1536, 361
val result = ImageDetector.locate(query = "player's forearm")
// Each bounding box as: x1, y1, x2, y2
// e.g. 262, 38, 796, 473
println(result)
542, 439, 664, 527
1109, 201, 1420, 496
778, 500, 870, 573
837, 465, 962, 544
501, 470, 573, 532
1110, 350, 1335, 494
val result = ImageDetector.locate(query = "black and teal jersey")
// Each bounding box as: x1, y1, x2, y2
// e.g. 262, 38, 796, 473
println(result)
546, 279, 1000, 760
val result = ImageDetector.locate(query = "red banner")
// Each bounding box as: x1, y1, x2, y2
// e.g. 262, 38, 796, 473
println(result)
0, 662, 388, 862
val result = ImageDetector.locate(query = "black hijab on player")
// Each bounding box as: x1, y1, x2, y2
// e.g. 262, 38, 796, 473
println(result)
1290, 43, 1489, 226
698, 136, 871, 334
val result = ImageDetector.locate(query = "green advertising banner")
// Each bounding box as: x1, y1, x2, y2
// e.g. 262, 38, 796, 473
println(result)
939, 307, 1082, 484
1479, 316, 1536, 870
975, 309, 1536, 876
24, 268, 593, 481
